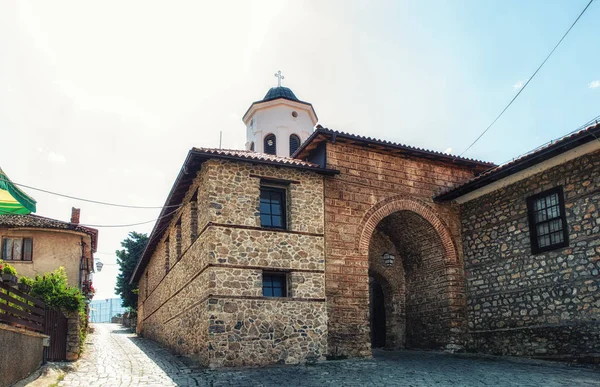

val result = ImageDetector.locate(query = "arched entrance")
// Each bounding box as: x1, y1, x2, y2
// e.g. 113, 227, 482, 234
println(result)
362, 198, 466, 351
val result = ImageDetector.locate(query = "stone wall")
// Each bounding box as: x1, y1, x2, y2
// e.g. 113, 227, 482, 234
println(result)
138, 159, 327, 367
323, 141, 480, 357
460, 149, 600, 361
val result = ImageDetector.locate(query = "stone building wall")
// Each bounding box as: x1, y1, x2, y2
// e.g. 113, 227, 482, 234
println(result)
138, 159, 327, 367
323, 141, 481, 357
460, 149, 600, 360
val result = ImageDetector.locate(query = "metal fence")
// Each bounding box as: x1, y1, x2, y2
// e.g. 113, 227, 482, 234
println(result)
89, 298, 127, 323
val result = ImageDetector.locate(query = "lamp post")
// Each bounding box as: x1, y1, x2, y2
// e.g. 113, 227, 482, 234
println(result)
382, 252, 395, 267
96, 260, 104, 272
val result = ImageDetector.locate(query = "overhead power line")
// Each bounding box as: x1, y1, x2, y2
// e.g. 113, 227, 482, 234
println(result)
458, 0, 596, 157
0, 205, 181, 228
0, 178, 178, 209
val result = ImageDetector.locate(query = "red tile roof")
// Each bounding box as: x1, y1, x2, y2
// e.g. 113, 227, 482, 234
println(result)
192, 148, 322, 168
293, 127, 496, 168
435, 120, 600, 201
0, 213, 98, 252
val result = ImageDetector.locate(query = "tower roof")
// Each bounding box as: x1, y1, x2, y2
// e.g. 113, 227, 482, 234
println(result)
262, 86, 300, 103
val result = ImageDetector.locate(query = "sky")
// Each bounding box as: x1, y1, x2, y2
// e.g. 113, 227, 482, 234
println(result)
1, 0, 599, 300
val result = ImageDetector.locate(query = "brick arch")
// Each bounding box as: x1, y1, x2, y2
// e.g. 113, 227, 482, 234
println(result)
356, 196, 458, 265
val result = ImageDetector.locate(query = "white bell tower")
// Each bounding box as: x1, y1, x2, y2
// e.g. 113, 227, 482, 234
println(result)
242, 71, 318, 157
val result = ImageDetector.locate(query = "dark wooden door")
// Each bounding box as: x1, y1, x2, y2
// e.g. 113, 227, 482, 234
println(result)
44, 309, 68, 361
371, 281, 386, 348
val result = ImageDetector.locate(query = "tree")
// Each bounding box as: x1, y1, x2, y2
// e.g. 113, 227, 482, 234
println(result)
115, 231, 148, 310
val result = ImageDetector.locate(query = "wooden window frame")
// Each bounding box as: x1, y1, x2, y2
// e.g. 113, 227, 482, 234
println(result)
1, 237, 33, 261
526, 186, 569, 254
259, 185, 287, 230
262, 272, 288, 298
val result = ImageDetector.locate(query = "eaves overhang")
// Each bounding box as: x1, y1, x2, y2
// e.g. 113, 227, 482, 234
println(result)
130, 148, 338, 284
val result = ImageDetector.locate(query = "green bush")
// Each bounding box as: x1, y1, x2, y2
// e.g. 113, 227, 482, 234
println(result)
30, 267, 85, 313
18, 276, 34, 286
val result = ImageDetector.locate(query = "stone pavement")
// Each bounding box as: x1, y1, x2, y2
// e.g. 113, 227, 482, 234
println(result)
59, 323, 600, 387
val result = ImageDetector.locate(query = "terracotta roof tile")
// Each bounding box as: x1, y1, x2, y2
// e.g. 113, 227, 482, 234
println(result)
435, 119, 600, 200
293, 127, 496, 168
192, 148, 322, 168
0, 214, 98, 252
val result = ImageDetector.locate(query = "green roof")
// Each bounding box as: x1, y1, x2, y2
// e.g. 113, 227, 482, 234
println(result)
0, 167, 36, 214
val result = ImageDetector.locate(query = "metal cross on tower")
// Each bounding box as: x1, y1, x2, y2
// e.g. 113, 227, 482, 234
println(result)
274, 70, 284, 87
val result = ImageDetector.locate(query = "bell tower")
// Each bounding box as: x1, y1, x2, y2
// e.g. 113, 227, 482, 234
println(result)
242, 71, 318, 157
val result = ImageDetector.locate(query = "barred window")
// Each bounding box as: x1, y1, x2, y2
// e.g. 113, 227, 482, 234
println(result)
526, 187, 569, 254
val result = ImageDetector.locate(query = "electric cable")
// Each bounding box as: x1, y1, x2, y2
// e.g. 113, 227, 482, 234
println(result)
458, 0, 596, 157
0, 177, 179, 209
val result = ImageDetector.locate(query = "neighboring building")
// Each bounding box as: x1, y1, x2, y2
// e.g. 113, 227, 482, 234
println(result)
435, 123, 600, 360
131, 76, 599, 367
0, 168, 98, 293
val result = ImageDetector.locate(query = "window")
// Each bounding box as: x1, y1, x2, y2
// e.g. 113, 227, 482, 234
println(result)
145, 271, 149, 299
2, 237, 33, 261
260, 186, 286, 229
289, 134, 301, 155
262, 272, 287, 297
175, 218, 182, 260
249, 141, 255, 152
264, 134, 276, 155
526, 187, 569, 254
164, 237, 170, 274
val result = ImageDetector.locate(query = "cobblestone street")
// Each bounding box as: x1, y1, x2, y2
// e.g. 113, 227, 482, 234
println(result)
59, 324, 600, 387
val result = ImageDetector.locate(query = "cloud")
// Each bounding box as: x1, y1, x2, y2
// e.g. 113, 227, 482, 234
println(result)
444, 147, 452, 154
589, 80, 600, 89
512, 80, 528, 90
47, 152, 67, 165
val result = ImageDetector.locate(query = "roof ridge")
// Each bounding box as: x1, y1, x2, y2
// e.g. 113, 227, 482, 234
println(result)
311, 126, 496, 166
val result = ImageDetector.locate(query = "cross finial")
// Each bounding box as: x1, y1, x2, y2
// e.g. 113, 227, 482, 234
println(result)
274, 70, 284, 87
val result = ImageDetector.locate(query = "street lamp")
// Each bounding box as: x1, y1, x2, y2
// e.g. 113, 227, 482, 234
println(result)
382, 252, 395, 267
96, 260, 104, 272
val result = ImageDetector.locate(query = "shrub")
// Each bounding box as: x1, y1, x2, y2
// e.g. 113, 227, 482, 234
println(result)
19, 276, 34, 286
2, 262, 17, 276
30, 267, 85, 313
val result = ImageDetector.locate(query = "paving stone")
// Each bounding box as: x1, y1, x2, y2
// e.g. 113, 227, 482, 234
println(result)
59, 324, 600, 387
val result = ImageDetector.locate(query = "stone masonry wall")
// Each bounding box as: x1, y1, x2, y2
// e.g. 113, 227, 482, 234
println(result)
138, 159, 327, 367
461, 149, 600, 361
324, 141, 481, 357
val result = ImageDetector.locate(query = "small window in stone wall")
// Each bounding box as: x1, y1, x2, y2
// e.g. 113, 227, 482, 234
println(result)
145, 271, 149, 299
526, 186, 569, 254
260, 186, 287, 229
164, 237, 170, 275
176, 218, 182, 260
190, 189, 198, 241
262, 272, 287, 297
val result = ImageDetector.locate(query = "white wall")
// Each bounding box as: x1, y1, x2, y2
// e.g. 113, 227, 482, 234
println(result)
245, 101, 316, 157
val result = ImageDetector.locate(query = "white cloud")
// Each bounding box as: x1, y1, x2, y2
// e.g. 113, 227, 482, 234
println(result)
444, 147, 452, 154
47, 152, 67, 165
512, 80, 528, 90
589, 80, 600, 89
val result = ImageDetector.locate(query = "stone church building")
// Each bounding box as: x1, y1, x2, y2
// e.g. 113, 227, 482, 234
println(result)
131, 80, 599, 367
